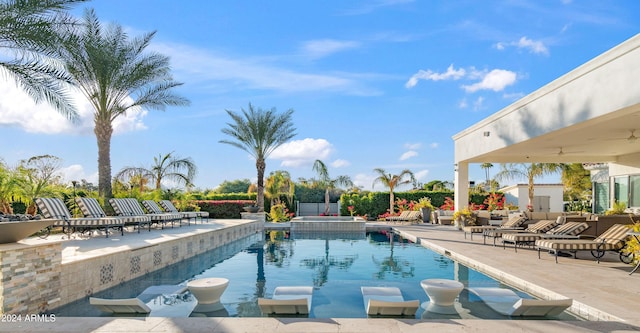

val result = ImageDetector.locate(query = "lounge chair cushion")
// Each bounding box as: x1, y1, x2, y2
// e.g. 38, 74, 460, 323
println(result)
468, 287, 571, 317
535, 224, 629, 252
361, 287, 419, 317
89, 297, 151, 314
258, 286, 313, 315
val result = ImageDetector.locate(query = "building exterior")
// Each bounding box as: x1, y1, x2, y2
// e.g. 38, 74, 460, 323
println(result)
452, 34, 640, 214
500, 184, 564, 212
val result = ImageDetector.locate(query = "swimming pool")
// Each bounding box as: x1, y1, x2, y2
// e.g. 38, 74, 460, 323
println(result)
53, 231, 578, 319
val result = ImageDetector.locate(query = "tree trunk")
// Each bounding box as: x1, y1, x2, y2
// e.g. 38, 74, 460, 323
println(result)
324, 188, 330, 215
389, 189, 395, 214
256, 157, 266, 212
95, 118, 114, 200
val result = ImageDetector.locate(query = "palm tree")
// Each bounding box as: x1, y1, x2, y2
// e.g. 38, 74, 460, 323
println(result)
59, 9, 190, 200
264, 170, 294, 206
220, 103, 296, 212
0, 161, 22, 214
561, 163, 592, 202
481, 163, 494, 192
494, 163, 563, 210
115, 152, 197, 191
312, 160, 353, 215
0, 0, 84, 117
372, 168, 416, 214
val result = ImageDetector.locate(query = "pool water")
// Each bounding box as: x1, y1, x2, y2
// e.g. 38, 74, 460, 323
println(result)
53, 231, 578, 320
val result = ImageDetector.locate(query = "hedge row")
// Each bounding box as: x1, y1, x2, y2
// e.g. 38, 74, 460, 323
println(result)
195, 200, 255, 219
339, 191, 501, 219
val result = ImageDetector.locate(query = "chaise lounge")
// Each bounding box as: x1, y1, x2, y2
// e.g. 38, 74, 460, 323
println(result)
468, 287, 572, 317
535, 224, 632, 263
76, 197, 152, 233
463, 215, 526, 241
501, 221, 590, 252
482, 219, 558, 246
110, 198, 182, 230
159, 199, 209, 223
361, 286, 419, 317
36, 197, 125, 238
257, 286, 313, 316
142, 200, 189, 227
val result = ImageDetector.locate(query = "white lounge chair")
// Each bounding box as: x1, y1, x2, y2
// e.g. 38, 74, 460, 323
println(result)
90, 284, 187, 315
257, 286, 313, 315
89, 297, 151, 314
467, 287, 572, 317
361, 286, 419, 317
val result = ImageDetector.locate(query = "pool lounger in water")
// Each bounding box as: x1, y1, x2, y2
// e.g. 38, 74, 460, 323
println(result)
90, 284, 188, 314
258, 286, 313, 315
467, 287, 572, 316
361, 286, 419, 317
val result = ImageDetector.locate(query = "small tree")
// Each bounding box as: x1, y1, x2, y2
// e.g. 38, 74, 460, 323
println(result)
372, 168, 415, 214
495, 163, 563, 211
312, 160, 353, 215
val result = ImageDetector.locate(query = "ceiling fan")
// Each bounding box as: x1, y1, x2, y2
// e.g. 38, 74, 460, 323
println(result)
557, 147, 584, 156
628, 130, 637, 143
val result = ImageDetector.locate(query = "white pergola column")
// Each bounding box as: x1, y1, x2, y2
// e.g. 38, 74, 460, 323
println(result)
454, 162, 469, 211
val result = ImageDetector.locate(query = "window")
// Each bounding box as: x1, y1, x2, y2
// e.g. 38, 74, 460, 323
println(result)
614, 176, 629, 207
631, 175, 640, 207
593, 182, 609, 214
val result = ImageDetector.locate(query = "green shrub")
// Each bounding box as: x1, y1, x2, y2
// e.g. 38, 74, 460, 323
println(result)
195, 200, 254, 219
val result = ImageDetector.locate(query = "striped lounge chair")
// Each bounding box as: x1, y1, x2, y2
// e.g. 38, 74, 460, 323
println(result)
35, 197, 125, 238
158, 200, 209, 223
463, 215, 526, 241
386, 211, 421, 224
482, 219, 558, 246
110, 198, 182, 230
535, 224, 631, 263
76, 197, 151, 233
142, 200, 189, 227
502, 222, 589, 252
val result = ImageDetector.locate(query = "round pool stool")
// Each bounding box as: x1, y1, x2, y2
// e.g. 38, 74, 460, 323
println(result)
420, 278, 464, 314
187, 277, 229, 312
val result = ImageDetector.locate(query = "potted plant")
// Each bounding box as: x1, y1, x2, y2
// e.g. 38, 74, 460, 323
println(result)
453, 206, 476, 229
243, 202, 260, 213
415, 197, 435, 223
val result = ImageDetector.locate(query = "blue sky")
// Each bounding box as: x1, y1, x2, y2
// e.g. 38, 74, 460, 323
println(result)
1, 0, 639, 192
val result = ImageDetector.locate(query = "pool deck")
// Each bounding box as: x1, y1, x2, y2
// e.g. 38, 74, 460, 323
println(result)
2, 220, 640, 332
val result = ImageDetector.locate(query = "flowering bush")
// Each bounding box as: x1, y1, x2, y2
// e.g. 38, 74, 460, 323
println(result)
268, 199, 293, 222
440, 197, 455, 211
348, 205, 355, 216
483, 193, 505, 211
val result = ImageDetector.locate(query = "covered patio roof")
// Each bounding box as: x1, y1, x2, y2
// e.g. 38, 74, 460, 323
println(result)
452, 33, 640, 208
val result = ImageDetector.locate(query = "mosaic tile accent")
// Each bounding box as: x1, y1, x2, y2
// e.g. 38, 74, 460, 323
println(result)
130, 255, 141, 275
172, 245, 179, 260
199, 239, 205, 251
153, 250, 162, 266
100, 263, 114, 285
210, 235, 215, 247
187, 242, 193, 255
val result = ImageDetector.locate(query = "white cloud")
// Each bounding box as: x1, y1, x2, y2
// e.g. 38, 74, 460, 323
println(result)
414, 169, 429, 181
152, 42, 379, 96
270, 138, 334, 167
404, 142, 422, 150
57, 164, 98, 184
458, 98, 468, 109
331, 159, 351, 168
515, 37, 549, 55
473, 96, 485, 111
353, 173, 380, 191
462, 69, 517, 93
429, 142, 439, 149
399, 150, 418, 161
405, 64, 466, 88
301, 39, 361, 59
495, 36, 549, 55
0, 81, 149, 135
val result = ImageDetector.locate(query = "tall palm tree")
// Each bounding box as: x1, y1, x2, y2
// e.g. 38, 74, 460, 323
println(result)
220, 103, 296, 212
0, 0, 85, 117
372, 168, 416, 214
59, 9, 190, 200
312, 160, 353, 215
115, 152, 197, 191
480, 162, 494, 192
494, 163, 563, 210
